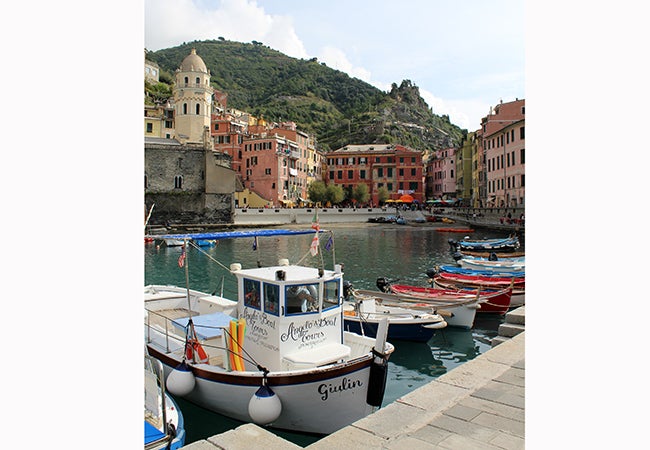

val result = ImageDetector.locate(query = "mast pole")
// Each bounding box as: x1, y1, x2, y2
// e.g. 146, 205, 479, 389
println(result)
184, 238, 192, 318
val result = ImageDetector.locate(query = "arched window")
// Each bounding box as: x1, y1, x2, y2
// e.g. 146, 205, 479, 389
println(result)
195, 77, 200, 85
183, 103, 187, 114
195, 103, 200, 115
184, 76, 188, 85
144, 174, 148, 189
174, 175, 183, 189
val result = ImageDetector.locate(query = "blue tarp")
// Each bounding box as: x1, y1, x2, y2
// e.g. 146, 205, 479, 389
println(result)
439, 265, 525, 278
145, 421, 165, 445
172, 312, 235, 339
147, 228, 322, 241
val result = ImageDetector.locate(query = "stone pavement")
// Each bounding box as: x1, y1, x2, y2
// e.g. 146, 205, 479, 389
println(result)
183, 331, 525, 449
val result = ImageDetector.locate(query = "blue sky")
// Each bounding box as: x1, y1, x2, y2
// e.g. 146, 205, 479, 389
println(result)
145, 0, 525, 130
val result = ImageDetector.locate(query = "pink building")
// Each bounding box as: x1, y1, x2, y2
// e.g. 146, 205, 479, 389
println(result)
427, 147, 457, 200
481, 99, 525, 207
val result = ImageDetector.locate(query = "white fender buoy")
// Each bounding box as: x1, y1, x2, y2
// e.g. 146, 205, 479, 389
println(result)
166, 361, 195, 397
248, 384, 282, 425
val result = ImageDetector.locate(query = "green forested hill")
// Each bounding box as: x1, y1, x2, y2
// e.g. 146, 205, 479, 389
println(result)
146, 39, 467, 152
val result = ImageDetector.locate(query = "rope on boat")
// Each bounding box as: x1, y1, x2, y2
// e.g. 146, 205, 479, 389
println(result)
186, 240, 232, 272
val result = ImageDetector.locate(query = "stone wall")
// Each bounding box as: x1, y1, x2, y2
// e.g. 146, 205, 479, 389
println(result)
145, 141, 234, 225
145, 192, 232, 225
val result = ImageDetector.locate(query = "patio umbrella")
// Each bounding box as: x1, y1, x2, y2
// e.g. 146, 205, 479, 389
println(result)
399, 194, 414, 203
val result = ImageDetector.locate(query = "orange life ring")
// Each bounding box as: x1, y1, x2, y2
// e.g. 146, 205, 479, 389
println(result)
185, 338, 209, 364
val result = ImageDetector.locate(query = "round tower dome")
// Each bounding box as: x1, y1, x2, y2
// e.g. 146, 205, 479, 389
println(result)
179, 48, 208, 73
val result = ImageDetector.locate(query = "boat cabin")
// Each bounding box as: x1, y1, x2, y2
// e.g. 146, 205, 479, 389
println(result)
232, 263, 349, 372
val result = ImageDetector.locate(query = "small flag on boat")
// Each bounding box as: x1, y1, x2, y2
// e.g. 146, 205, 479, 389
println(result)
311, 210, 320, 231
252, 236, 258, 251
310, 234, 319, 256
178, 245, 186, 268
325, 235, 333, 251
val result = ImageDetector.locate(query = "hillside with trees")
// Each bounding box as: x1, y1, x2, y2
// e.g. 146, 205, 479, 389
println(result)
146, 39, 467, 152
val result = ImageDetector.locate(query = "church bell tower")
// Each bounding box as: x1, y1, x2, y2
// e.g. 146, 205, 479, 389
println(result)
173, 48, 213, 145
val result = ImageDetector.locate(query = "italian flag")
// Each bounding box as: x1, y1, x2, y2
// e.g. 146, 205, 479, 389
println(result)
310, 234, 319, 256
311, 210, 320, 231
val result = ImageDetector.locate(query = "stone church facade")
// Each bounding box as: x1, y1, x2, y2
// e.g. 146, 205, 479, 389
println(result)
144, 49, 238, 226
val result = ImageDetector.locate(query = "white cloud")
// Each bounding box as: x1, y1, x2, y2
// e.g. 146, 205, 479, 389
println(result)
317, 46, 371, 82
145, 0, 308, 58
420, 89, 491, 131
145, 0, 516, 132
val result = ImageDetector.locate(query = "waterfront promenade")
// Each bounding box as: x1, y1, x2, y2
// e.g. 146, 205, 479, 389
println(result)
182, 314, 525, 449
232, 206, 524, 233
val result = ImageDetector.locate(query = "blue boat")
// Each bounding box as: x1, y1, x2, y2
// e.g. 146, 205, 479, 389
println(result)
448, 236, 520, 252
193, 239, 217, 247
433, 265, 525, 278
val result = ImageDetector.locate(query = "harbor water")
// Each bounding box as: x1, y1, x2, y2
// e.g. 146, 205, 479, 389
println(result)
144, 224, 523, 446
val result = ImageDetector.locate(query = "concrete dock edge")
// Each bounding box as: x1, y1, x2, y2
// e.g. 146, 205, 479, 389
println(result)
183, 325, 525, 449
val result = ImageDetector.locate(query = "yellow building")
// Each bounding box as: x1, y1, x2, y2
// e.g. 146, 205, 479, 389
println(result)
173, 49, 214, 145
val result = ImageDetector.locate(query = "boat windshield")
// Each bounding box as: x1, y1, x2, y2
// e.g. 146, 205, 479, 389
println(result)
263, 282, 280, 316
243, 279, 261, 309
323, 280, 340, 311
285, 283, 319, 315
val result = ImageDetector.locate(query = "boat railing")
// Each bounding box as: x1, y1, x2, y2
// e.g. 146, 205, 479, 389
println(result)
145, 309, 185, 353
144, 354, 168, 441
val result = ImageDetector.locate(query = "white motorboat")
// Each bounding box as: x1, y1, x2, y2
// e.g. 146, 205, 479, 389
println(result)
144, 229, 394, 435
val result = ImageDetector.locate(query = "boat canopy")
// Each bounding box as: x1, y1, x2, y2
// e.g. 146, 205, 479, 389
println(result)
148, 228, 323, 241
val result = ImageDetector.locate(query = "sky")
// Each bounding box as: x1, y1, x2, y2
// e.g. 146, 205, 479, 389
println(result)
145, 0, 525, 130
5, 2, 650, 446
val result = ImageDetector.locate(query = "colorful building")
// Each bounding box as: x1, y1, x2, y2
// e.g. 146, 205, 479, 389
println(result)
481, 99, 525, 207
426, 147, 457, 200
326, 144, 424, 205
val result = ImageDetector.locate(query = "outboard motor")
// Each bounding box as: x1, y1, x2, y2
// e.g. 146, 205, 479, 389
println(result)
447, 238, 458, 251
343, 280, 353, 299
452, 251, 463, 261
425, 268, 438, 279
488, 252, 498, 261
376, 277, 391, 293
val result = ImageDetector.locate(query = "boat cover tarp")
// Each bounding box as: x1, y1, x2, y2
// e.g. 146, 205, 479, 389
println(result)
147, 228, 322, 241
172, 312, 235, 339
145, 420, 166, 445
439, 265, 525, 277
458, 237, 518, 248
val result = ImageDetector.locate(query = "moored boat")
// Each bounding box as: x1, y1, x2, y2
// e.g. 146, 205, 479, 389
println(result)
436, 264, 525, 279
456, 254, 525, 263
145, 354, 185, 450
455, 250, 525, 259
145, 228, 395, 435
193, 239, 217, 247
430, 271, 525, 308
162, 238, 185, 247
348, 287, 481, 329
458, 258, 525, 273
448, 235, 520, 253
384, 283, 512, 315
342, 282, 447, 342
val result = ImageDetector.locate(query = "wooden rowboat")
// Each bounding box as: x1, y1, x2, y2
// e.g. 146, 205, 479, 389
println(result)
386, 284, 512, 315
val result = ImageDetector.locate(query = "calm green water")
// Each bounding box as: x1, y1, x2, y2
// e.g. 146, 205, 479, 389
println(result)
144, 224, 519, 446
